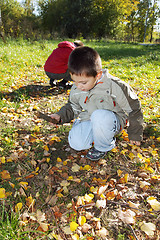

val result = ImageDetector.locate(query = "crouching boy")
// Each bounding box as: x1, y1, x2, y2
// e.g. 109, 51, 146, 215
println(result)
51, 46, 143, 160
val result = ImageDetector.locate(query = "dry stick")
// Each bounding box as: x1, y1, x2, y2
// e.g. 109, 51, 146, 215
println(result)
35, 111, 59, 124
127, 224, 139, 240
47, 204, 68, 240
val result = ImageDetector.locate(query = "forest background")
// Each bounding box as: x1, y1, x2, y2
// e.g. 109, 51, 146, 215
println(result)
0, 0, 160, 43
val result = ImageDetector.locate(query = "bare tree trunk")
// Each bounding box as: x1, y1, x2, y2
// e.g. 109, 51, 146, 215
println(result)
0, 7, 6, 43
150, 0, 156, 43
143, 0, 150, 42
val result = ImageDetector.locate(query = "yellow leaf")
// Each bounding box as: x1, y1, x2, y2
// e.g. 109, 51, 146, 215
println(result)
1, 170, 11, 179
128, 152, 135, 160
83, 165, 92, 171
63, 160, 68, 166
111, 148, 118, 152
25, 196, 35, 208
117, 169, 123, 177
70, 222, 79, 231
15, 202, 23, 212
33, 105, 38, 110
84, 193, 94, 202
0, 156, 5, 164
90, 186, 98, 193
1, 107, 7, 113
57, 157, 62, 162
151, 150, 158, 156
44, 145, 49, 151
124, 173, 128, 183
19, 182, 28, 190
46, 158, 50, 163
9, 182, 15, 188
0, 188, 6, 198
144, 164, 154, 173
50, 136, 61, 142
5, 137, 11, 143
78, 216, 86, 226
68, 176, 73, 180
57, 193, 63, 198
120, 149, 128, 155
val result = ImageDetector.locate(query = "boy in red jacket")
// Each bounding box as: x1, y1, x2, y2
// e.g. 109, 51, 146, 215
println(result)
44, 40, 83, 89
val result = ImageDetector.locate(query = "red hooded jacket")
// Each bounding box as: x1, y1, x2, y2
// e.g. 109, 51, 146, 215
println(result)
44, 41, 76, 74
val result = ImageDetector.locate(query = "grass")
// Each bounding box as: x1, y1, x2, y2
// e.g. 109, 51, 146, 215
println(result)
0, 38, 160, 239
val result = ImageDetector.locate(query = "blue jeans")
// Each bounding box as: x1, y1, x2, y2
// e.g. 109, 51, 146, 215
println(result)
68, 109, 121, 152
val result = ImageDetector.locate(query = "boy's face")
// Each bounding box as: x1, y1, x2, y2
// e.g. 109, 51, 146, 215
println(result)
70, 72, 102, 91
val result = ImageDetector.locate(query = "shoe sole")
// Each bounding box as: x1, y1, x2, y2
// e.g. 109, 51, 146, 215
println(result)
86, 153, 105, 161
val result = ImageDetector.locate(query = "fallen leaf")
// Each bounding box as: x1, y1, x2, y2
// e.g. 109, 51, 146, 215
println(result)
96, 199, 106, 208
60, 180, 70, 187
81, 223, 92, 233
72, 163, 80, 172
118, 209, 136, 224
0, 188, 6, 198
147, 196, 160, 211
78, 216, 86, 226
70, 222, 79, 231
39, 222, 49, 232
72, 234, 79, 240
37, 210, 46, 222
96, 227, 109, 238
97, 185, 108, 195
15, 202, 23, 212
140, 222, 156, 237
128, 201, 140, 214
1, 170, 11, 179
84, 193, 94, 202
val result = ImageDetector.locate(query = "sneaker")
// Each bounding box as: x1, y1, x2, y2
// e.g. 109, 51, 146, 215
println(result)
49, 79, 56, 87
58, 79, 67, 89
86, 147, 106, 161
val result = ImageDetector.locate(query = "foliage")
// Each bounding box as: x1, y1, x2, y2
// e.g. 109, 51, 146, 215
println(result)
0, 0, 160, 41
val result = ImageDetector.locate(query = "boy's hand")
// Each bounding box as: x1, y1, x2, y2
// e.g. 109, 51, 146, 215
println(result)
130, 140, 141, 146
50, 113, 61, 126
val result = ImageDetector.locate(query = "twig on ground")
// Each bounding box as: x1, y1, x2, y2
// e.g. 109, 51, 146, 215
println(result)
48, 204, 68, 240
127, 224, 139, 240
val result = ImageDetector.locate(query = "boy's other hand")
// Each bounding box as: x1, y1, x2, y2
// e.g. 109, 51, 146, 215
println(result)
50, 113, 61, 126
130, 140, 141, 146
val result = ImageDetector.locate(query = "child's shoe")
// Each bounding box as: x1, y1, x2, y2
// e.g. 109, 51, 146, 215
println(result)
86, 147, 106, 161
50, 78, 56, 87
58, 79, 67, 89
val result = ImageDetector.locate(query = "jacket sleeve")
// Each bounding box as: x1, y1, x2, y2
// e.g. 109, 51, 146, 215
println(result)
57, 101, 74, 124
112, 80, 143, 141
57, 90, 82, 123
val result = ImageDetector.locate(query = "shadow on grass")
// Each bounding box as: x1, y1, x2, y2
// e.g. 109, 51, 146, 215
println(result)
94, 43, 160, 61
144, 120, 160, 139
0, 84, 65, 101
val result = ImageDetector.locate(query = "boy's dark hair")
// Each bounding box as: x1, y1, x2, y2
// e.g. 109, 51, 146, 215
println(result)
68, 46, 102, 77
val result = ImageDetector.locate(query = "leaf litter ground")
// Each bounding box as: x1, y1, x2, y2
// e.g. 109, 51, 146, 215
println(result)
0, 82, 160, 240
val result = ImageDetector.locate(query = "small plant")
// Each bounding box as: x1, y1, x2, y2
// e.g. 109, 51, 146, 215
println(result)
117, 233, 125, 240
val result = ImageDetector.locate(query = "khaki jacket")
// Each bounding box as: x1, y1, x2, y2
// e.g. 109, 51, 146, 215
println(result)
58, 70, 143, 141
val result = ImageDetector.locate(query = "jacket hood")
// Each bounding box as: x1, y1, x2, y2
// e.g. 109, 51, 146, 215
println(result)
58, 41, 75, 50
